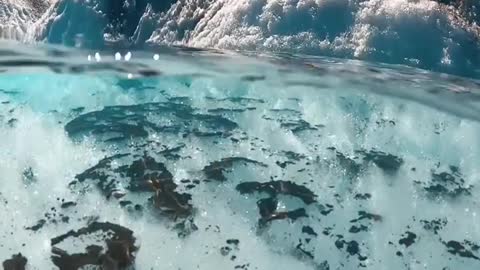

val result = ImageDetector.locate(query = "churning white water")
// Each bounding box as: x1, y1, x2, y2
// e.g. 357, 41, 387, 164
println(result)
0, 43, 479, 269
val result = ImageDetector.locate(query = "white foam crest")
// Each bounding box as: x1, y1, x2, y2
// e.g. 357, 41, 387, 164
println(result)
0, 0, 52, 42
2, 0, 477, 74
147, 0, 480, 75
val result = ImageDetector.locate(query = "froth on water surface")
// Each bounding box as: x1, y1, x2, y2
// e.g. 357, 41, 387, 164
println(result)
1, 42, 480, 269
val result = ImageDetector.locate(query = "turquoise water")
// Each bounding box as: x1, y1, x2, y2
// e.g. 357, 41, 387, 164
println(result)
1, 0, 480, 269
0, 42, 480, 269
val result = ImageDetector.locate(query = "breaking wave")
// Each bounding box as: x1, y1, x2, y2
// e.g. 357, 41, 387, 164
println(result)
0, 0, 480, 77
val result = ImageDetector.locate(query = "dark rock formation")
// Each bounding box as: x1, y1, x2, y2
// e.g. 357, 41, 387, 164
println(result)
73, 153, 193, 219
421, 218, 448, 235
2, 254, 27, 270
203, 157, 266, 182
236, 180, 316, 204
443, 240, 480, 260
51, 222, 139, 269
65, 102, 237, 143
417, 165, 472, 199
356, 150, 403, 173
399, 231, 417, 248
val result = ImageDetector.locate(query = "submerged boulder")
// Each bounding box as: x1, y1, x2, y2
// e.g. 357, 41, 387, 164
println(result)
51, 222, 139, 270
2, 253, 27, 270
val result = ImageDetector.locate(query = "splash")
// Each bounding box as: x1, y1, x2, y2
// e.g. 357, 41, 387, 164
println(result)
0, 0, 479, 77
0, 43, 480, 269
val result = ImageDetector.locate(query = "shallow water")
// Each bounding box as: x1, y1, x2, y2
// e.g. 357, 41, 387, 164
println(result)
1, 42, 480, 269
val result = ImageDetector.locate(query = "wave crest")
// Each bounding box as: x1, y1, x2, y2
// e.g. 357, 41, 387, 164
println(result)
1, 0, 480, 77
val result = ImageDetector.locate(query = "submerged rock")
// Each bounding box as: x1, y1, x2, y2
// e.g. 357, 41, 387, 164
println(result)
349, 225, 369, 234
334, 237, 367, 261
443, 240, 480, 260
65, 102, 237, 142
73, 153, 129, 197
280, 119, 317, 133
203, 157, 266, 182
398, 231, 417, 248
417, 165, 472, 199
348, 211, 383, 234
302, 226, 318, 237
334, 151, 363, 178
236, 180, 317, 204
148, 178, 193, 219
328, 148, 403, 176
119, 154, 174, 192
235, 180, 315, 227
252, 196, 308, 226
51, 222, 138, 269
356, 150, 404, 173
421, 218, 448, 235
73, 153, 193, 218
353, 193, 372, 200
2, 253, 27, 270
349, 211, 383, 223
25, 219, 46, 232
259, 207, 308, 226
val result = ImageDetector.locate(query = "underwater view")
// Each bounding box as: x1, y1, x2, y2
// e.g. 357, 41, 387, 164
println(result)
1, 0, 480, 269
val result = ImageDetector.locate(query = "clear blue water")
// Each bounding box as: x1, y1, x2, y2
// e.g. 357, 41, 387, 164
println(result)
0, 42, 479, 269
0, 1, 480, 270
